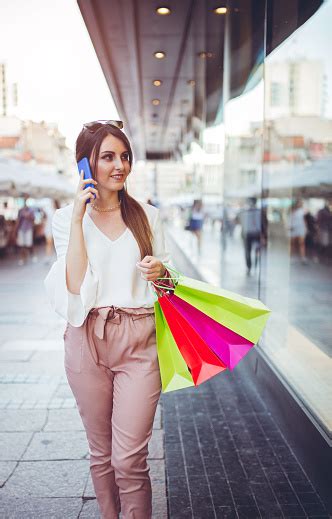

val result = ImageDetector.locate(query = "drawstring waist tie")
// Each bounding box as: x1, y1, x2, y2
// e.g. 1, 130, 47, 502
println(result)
86, 306, 155, 365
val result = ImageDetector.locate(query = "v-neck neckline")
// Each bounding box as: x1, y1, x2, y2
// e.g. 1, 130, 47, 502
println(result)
85, 209, 129, 244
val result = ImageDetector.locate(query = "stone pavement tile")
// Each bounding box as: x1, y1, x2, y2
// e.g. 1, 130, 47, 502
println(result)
80, 498, 101, 518
0, 382, 57, 400
214, 506, 238, 518
52, 382, 76, 399
152, 482, 168, 518
0, 432, 33, 461
302, 501, 331, 517
83, 473, 95, 499
0, 350, 35, 361
0, 339, 64, 351
236, 505, 261, 518
0, 496, 82, 519
192, 505, 216, 519
149, 459, 166, 482
148, 429, 164, 459
22, 431, 88, 460
43, 408, 84, 431
153, 404, 161, 429
31, 350, 65, 366
168, 501, 193, 519
3, 459, 89, 497
0, 461, 17, 486
0, 324, 51, 341
279, 502, 307, 516
0, 409, 47, 431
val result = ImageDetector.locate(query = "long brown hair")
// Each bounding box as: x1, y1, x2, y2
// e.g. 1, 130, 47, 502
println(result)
75, 125, 153, 259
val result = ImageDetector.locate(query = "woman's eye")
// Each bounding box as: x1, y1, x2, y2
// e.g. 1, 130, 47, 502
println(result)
122, 153, 129, 161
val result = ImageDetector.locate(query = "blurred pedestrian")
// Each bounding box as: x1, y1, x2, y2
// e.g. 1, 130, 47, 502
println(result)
239, 197, 262, 275
14, 196, 36, 266
0, 215, 9, 257
186, 199, 204, 254
44, 199, 59, 265
317, 201, 332, 263
304, 210, 318, 262
288, 199, 307, 264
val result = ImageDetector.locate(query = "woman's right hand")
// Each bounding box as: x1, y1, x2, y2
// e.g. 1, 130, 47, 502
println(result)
72, 171, 99, 222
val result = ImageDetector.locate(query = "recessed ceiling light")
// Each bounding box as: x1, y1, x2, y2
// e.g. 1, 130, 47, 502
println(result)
198, 51, 214, 59
213, 6, 227, 15
152, 99, 160, 106
187, 79, 196, 86
153, 79, 163, 86
154, 51, 166, 59
156, 6, 171, 15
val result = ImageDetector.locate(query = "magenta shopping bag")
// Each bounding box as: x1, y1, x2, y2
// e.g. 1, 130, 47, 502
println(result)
169, 293, 254, 370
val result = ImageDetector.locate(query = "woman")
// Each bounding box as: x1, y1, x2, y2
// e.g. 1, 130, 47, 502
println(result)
187, 199, 204, 254
44, 120, 170, 519
288, 199, 307, 264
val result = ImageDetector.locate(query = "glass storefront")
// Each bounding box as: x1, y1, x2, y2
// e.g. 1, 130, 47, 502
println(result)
221, 1, 332, 438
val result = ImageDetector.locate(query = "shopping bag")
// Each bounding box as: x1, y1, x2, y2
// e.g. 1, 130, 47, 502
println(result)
154, 301, 194, 392
159, 294, 227, 386
173, 275, 270, 344
169, 293, 254, 370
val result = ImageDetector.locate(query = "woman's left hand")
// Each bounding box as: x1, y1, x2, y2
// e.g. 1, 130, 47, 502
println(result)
136, 256, 166, 282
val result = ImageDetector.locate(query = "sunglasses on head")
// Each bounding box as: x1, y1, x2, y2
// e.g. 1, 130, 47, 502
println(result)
83, 120, 124, 133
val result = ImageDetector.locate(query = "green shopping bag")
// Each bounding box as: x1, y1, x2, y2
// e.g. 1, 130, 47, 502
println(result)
172, 275, 270, 345
174, 276, 270, 344
154, 301, 194, 393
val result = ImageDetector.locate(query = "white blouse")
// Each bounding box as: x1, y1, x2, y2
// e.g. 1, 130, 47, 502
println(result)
44, 201, 170, 327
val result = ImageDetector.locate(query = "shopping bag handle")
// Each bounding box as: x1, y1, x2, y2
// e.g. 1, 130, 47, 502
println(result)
151, 263, 181, 294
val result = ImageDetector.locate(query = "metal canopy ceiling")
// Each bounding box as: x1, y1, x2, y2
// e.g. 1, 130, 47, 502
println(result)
77, 0, 323, 161
77, 0, 225, 161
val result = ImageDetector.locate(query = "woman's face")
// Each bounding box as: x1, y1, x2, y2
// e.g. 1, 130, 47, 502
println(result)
94, 133, 131, 192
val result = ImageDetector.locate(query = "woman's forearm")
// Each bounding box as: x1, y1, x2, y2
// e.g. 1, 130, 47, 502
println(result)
65, 220, 88, 295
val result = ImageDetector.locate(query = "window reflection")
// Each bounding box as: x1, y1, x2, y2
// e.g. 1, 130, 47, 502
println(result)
221, 1, 332, 435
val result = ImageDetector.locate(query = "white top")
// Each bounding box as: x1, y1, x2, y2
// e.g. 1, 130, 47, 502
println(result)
289, 207, 306, 237
44, 201, 170, 327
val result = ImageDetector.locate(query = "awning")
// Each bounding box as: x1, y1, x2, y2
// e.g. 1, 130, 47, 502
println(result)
0, 158, 75, 199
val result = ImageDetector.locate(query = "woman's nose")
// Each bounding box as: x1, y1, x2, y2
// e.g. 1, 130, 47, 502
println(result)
114, 157, 124, 170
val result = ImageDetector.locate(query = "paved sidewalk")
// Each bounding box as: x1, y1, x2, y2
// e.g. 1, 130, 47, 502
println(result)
0, 247, 167, 518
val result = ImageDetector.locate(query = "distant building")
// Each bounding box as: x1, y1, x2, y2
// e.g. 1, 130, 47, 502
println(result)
0, 116, 73, 177
265, 59, 326, 119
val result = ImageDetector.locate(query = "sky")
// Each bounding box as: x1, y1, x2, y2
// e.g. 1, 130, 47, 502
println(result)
0, 0, 119, 151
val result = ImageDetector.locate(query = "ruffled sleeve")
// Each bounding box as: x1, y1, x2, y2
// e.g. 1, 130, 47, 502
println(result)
152, 209, 171, 265
44, 208, 98, 327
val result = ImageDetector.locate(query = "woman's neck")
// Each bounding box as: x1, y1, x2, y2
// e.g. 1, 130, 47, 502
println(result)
95, 189, 120, 209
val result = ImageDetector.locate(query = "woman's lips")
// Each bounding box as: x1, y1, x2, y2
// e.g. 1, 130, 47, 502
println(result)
110, 174, 124, 181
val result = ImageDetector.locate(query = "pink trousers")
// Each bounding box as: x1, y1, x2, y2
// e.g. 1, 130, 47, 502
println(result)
63, 306, 161, 519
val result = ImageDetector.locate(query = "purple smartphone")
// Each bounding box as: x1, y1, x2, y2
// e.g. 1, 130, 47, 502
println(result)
77, 157, 95, 202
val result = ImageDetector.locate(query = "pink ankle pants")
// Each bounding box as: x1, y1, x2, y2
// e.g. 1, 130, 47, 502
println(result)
63, 306, 161, 519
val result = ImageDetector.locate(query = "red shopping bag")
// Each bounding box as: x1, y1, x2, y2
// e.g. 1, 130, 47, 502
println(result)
159, 294, 226, 385
169, 293, 254, 370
